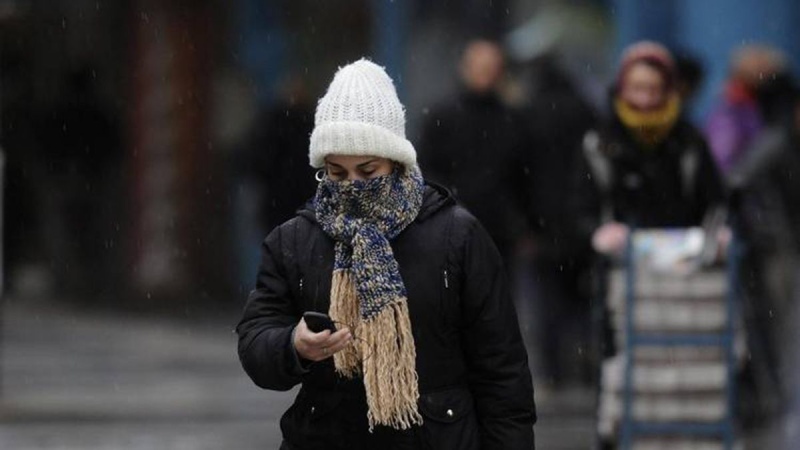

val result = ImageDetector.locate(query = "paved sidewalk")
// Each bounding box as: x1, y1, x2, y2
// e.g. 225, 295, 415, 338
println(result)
0, 300, 294, 449
0, 299, 597, 449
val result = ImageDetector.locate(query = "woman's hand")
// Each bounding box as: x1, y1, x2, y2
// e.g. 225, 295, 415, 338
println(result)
715, 225, 733, 262
293, 318, 352, 362
592, 222, 630, 256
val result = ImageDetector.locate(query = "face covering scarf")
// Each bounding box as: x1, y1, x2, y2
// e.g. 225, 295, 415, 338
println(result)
314, 166, 425, 430
615, 93, 681, 148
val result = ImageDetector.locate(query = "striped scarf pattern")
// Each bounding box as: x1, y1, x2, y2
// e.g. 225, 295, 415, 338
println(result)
314, 166, 425, 430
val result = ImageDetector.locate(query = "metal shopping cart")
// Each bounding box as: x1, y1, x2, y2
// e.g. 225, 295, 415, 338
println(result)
597, 227, 741, 450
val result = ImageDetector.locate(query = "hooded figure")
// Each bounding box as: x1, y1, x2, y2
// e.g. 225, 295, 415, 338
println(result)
418, 39, 530, 265
237, 59, 536, 450
575, 42, 726, 449
574, 41, 725, 256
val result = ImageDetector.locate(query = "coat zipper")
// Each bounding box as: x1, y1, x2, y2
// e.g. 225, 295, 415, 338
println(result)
443, 269, 449, 289
299, 277, 304, 298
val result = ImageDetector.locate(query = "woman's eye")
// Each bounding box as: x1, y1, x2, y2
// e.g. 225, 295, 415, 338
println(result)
329, 172, 345, 179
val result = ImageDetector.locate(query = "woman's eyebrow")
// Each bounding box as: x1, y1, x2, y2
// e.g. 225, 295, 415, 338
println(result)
356, 159, 379, 168
326, 162, 344, 169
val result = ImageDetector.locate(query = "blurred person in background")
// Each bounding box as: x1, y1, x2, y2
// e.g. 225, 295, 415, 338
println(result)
712, 47, 799, 425
233, 74, 316, 291
574, 40, 725, 350
728, 88, 800, 425
240, 74, 316, 237
575, 41, 726, 449
576, 41, 725, 255
672, 49, 706, 112
515, 52, 598, 390
237, 59, 536, 449
704, 45, 792, 176
786, 341, 800, 449
418, 38, 529, 265
1, 48, 44, 295
38, 65, 122, 299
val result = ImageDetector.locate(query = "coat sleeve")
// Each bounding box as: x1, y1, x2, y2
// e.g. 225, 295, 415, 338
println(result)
727, 128, 784, 191
456, 212, 537, 449
236, 225, 307, 391
571, 136, 604, 246
693, 132, 728, 218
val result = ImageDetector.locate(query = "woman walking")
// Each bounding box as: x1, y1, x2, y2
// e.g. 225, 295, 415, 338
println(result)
237, 59, 536, 449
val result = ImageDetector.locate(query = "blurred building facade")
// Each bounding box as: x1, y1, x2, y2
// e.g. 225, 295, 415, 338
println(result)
2, 0, 799, 312
1, 0, 231, 307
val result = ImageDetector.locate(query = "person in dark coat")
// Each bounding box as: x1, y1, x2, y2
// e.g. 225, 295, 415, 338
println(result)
575, 41, 725, 256
728, 94, 800, 448
418, 39, 529, 264
38, 66, 122, 298
515, 53, 598, 388
243, 75, 317, 235
729, 94, 800, 270
237, 59, 536, 450
576, 41, 726, 449
728, 92, 800, 424
574, 41, 726, 364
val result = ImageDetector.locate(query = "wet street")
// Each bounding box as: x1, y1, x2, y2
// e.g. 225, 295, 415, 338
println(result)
0, 299, 633, 449
0, 299, 292, 449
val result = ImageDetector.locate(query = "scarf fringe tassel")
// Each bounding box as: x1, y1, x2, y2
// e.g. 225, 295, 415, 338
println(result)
330, 269, 423, 430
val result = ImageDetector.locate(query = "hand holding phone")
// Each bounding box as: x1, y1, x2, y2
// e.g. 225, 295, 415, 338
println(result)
303, 311, 337, 333
295, 312, 350, 362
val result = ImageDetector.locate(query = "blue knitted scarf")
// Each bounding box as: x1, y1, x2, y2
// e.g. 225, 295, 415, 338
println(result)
314, 166, 425, 430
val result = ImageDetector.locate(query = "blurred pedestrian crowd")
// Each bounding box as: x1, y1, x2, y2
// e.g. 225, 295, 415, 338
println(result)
237, 38, 800, 447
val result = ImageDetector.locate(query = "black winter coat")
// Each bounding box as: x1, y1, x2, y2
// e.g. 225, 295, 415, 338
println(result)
237, 183, 536, 450
574, 115, 725, 241
418, 91, 530, 259
519, 68, 598, 263
243, 100, 317, 233
730, 126, 800, 251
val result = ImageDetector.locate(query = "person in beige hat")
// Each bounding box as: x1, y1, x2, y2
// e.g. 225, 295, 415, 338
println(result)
237, 59, 536, 449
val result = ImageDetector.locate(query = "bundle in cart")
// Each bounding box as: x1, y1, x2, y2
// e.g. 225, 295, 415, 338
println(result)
597, 228, 742, 450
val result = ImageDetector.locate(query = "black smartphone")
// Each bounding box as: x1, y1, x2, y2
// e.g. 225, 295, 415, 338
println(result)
303, 311, 337, 333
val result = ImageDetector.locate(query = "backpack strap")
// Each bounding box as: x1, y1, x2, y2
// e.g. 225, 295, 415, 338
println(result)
583, 130, 614, 223
680, 145, 699, 198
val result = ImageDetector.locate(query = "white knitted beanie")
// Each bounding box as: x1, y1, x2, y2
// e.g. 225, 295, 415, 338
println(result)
309, 59, 416, 169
